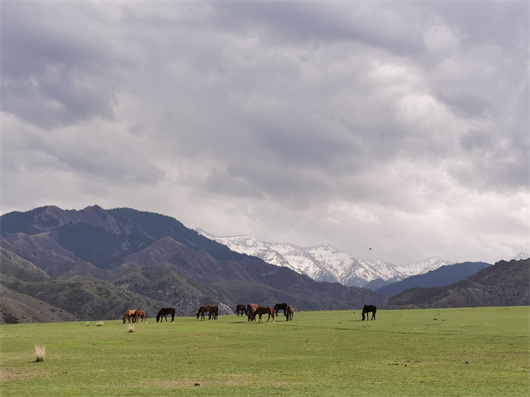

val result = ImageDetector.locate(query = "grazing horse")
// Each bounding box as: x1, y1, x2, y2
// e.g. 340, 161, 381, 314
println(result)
156, 308, 176, 322
196, 306, 219, 320
208, 306, 219, 320
235, 304, 247, 316
274, 303, 288, 316
134, 310, 147, 323
197, 306, 210, 319
361, 305, 377, 321
285, 305, 295, 321
247, 303, 259, 322
251, 306, 275, 322
123, 310, 137, 324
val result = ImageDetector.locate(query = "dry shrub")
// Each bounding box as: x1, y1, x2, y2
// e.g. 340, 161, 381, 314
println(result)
34, 345, 46, 362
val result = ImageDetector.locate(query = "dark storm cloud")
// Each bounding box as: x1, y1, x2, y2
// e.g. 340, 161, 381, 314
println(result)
2, 3, 123, 128
1, 1, 527, 265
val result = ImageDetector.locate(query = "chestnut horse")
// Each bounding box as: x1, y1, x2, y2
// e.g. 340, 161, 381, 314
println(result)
134, 310, 147, 323
156, 307, 176, 322
235, 304, 247, 316
251, 306, 275, 322
122, 310, 137, 324
246, 303, 259, 322
361, 305, 377, 321
285, 305, 294, 321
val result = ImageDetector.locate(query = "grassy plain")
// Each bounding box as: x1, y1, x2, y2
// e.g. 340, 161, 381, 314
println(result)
0, 307, 528, 396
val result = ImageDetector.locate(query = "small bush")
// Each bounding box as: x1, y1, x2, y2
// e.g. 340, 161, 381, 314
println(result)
34, 345, 46, 362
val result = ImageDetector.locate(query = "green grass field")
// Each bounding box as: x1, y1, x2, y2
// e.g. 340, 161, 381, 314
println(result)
1, 307, 528, 396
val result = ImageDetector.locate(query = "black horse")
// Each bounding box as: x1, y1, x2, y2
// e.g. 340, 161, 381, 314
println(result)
156, 307, 176, 322
274, 303, 288, 317
361, 305, 376, 321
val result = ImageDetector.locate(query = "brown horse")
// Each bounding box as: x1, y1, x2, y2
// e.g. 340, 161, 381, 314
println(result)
246, 303, 259, 322
286, 305, 294, 321
251, 306, 275, 322
135, 310, 147, 323
235, 304, 247, 316
123, 310, 137, 324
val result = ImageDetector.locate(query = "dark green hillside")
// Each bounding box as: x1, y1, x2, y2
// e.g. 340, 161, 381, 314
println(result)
0, 285, 77, 324
386, 259, 529, 308
2, 276, 169, 321
111, 265, 230, 314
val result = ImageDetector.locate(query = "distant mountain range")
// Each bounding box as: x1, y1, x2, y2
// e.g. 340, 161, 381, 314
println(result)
196, 231, 473, 287
386, 258, 529, 308
376, 261, 491, 297
197, 231, 528, 295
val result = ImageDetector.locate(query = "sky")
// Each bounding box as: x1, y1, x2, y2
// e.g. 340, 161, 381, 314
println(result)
1, 0, 528, 266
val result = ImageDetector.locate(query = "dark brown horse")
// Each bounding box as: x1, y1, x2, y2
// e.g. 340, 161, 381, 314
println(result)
274, 303, 288, 316
123, 310, 137, 324
285, 305, 294, 321
197, 305, 218, 320
156, 308, 176, 322
251, 306, 275, 322
246, 303, 259, 322
197, 306, 209, 319
361, 305, 376, 321
208, 306, 219, 320
235, 304, 247, 316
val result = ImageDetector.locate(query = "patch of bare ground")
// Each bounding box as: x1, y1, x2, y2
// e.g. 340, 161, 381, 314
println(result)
0, 368, 38, 383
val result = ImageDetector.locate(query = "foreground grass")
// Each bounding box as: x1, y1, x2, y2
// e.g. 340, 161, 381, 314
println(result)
0, 307, 528, 396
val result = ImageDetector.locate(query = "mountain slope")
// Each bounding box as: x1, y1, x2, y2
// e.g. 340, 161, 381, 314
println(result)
386, 259, 529, 308
377, 261, 491, 297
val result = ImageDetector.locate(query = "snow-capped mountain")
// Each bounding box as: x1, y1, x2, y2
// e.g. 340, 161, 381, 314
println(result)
512, 252, 529, 261
197, 230, 452, 288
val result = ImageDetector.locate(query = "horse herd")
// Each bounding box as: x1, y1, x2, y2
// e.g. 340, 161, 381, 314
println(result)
122, 304, 376, 323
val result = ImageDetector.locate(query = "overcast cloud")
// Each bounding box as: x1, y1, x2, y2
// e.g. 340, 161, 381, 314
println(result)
1, 1, 528, 266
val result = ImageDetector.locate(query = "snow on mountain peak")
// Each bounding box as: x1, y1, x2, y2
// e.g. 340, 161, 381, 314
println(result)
197, 229, 455, 288
512, 252, 529, 260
